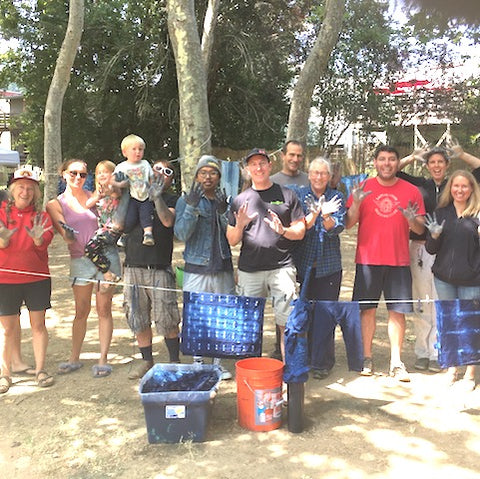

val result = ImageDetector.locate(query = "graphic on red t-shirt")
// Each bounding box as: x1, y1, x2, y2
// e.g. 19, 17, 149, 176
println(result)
346, 177, 425, 266
373, 194, 401, 218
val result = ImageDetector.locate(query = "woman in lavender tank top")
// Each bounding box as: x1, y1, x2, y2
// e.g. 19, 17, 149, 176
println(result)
46, 159, 116, 378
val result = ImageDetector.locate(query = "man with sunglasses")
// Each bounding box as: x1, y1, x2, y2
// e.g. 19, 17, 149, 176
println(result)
174, 155, 234, 380
124, 160, 182, 379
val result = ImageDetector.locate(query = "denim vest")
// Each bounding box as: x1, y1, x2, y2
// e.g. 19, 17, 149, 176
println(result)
174, 195, 232, 266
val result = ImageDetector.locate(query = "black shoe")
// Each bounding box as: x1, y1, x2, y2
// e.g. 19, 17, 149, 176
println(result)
312, 369, 330, 380
414, 357, 429, 371
428, 360, 442, 373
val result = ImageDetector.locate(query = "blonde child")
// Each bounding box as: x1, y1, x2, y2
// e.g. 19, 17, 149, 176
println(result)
112, 134, 155, 246
85, 160, 126, 285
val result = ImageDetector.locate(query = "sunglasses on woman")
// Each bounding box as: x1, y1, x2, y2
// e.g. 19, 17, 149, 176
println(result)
68, 170, 88, 179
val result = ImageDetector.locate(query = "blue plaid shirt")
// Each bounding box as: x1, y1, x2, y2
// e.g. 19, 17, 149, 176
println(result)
287, 185, 345, 281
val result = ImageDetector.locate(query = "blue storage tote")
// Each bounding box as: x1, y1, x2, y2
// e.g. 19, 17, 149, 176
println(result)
181, 291, 266, 358
139, 363, 222, 443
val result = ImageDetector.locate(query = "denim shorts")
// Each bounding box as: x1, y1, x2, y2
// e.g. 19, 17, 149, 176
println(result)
69, 246, 121, 286
434, 277, 480, 300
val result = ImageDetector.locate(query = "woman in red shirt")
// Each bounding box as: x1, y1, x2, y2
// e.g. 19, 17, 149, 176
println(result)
0, 168, 54, 393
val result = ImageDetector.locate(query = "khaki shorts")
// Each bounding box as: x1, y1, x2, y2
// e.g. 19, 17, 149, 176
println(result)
237, 265, 297, 326
123, 266, 181, 336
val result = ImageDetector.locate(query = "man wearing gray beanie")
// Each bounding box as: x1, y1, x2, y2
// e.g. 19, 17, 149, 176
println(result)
174, 155, 234, 379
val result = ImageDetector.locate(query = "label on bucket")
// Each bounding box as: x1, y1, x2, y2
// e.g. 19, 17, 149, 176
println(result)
165, 405, 186, 419
254, 388, 282, 426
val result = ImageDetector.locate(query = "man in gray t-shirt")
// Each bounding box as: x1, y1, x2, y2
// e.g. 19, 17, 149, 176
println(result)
269, 140, 307, 358
270, 140, 309, 187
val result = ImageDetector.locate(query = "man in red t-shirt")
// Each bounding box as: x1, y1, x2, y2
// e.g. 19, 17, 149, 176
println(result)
346, 145, 426, 382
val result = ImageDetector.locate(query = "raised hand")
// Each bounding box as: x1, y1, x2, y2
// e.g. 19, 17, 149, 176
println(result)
111, 171, 129, 189
59, 221, 78, 241
425, 212, 445, 238
305, 194, 323, 216
0, 219, 17, 245
148, 175, 165, 201
214, 187, 229, 215
25, 214, 52, 241
446, 138, 463, 160
322, 196, 342, 216
234, 200, 258, 229
351, 181, 371, 204
264, 209, 285, 236
185, 181, 203, 207
412, 147, 428, 163
398, 201, 419, 222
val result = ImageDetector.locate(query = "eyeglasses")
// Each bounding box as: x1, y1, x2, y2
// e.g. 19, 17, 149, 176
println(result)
197, 170, 220, 178
153, 165, 173, 177
310, 171, 330, 177
68, 170, 87, 179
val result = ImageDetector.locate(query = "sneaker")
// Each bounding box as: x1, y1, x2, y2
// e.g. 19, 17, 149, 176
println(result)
445, 369, 458, 386
219, 366, 232, 381
361, 357, 373, 376
193, 356, 204, 365
453, 377, 476, 393
428, 360, 442, 373
312, 368, 330, 380
414, 357, 429, 371
142, 233, 155, 246
212, 358, 232, 380
282, 383, 288, 407
128, 360, 153, 380
390, 363, 411, 383
117, 235, 126, 248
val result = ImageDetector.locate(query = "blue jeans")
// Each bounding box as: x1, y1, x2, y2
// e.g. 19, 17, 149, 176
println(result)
434, 277, 480, 300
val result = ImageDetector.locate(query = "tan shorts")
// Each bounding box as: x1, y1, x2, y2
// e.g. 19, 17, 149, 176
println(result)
237, 265, 297, 326
123, 266, 181, 336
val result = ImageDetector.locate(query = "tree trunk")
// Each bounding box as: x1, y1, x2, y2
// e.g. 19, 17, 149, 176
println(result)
43, 0, 84, 205
201, 0, 220, 74
167, 0, 212, 189
286, 0, 345, 144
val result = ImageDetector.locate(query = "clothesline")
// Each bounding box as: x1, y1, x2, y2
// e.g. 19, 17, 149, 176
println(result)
0, 266, 442, 304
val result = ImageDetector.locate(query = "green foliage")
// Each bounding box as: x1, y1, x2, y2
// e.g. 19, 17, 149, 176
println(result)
0, 1, 180, 168
207, 0, 308, 149
1, 0, 479, 169
309, 0, 402, 149
0, 0, 306, 167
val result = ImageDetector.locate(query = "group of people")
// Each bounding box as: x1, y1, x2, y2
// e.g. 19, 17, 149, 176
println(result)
1, 134, 480, 395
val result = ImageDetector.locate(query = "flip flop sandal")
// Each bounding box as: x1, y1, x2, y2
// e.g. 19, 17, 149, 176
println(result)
36, 370, 55, 388
58, 362, 84, 374
91, 364, 112, 378
12, 366, 36, 376
0, 376, 12, 394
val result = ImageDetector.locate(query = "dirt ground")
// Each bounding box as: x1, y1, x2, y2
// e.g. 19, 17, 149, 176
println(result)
1, 228, 480, 479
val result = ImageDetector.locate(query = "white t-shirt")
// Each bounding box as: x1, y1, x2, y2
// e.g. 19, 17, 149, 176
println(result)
114, 160, 153, 201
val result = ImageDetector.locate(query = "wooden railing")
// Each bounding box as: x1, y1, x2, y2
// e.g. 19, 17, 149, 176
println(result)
0, 113, 11, 131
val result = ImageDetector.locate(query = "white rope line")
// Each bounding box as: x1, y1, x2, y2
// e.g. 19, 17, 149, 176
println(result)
168, 133, 213, 165
0, 266, 445, 304
0, 267, 182, 293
